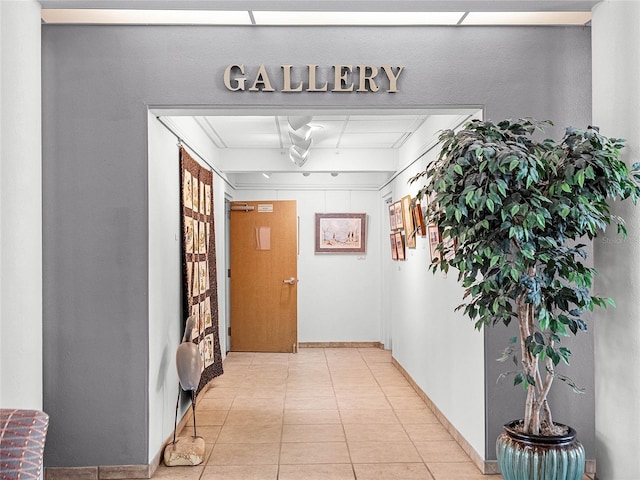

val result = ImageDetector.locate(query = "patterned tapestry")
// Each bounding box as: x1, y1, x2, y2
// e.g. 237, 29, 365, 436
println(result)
180, 147, 223, 394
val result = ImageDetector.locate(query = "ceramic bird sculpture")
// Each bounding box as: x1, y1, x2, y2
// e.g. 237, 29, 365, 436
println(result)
176, 316, 202, 391
173, 316, 203, 440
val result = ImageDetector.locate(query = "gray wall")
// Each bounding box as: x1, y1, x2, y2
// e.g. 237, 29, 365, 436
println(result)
42, 24, 592, 466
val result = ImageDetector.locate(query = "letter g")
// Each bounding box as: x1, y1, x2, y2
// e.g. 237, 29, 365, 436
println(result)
224, 64, 246, 91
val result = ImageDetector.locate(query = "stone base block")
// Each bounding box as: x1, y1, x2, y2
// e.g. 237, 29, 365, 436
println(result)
163, 436, 205, 467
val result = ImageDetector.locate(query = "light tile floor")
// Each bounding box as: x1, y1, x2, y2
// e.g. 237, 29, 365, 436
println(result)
147, 348, 592, 480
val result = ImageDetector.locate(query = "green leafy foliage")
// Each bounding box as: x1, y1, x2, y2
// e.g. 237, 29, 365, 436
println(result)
410, 118, 639, 434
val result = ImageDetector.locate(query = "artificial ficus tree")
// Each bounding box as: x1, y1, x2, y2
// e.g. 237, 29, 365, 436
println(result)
410, 118, 640, 435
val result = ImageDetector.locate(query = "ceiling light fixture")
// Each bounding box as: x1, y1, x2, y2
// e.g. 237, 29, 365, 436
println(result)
288, 116, 313, 167
289, 146, 310, 167
288, 116, 313, 130
461, 11, 591, 25
262, 172, 271, 179
289, 135, 312, 151
41, 9, 252, 25
40, 9, 592, 27
331, 172, 339, 177
252, 11, 465, 26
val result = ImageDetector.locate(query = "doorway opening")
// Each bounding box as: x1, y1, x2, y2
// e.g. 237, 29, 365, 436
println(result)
149, 107, 482, 356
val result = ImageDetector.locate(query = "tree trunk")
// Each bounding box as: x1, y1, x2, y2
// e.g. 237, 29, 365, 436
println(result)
517, 276, 542, 435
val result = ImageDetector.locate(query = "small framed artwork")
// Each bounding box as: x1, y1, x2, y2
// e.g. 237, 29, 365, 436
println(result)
388, 203, 397, 230
402, 195, 416, 248
427, 223, 441, 262
393, 201, 403, 230
390, 233, 398, 260
394, 231, 406, 261
315, 213, 367, 254
413, 201, 426, 237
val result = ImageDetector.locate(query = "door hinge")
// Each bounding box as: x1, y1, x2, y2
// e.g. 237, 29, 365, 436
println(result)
228, 327, 231, 336
227, 268, 231, 278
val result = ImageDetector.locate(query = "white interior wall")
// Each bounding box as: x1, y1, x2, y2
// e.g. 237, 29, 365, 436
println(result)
0, 0, 42, 409
147, 113, 182, 462
147, 114, 230, 462
387, 112, 486, 458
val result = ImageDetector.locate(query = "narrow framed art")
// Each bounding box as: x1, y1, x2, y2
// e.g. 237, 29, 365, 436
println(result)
390, 233, 398, 260
315, 213, 367, 254
394, 231, 406, 261
401, 195, 416, 248
388, 203, 397, 230
393, 201, 403, 230
427, 223, 441, 262
413, 201, 426, 237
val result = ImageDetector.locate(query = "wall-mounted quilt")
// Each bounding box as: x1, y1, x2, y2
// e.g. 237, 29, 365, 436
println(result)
180, 147, 223, 393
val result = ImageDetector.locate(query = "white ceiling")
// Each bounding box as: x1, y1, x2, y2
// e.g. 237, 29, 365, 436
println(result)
158, 110, 476, 189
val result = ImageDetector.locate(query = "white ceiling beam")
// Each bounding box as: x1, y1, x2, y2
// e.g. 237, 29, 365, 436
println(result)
228, 171, 393, 191
217, 148, 398, 173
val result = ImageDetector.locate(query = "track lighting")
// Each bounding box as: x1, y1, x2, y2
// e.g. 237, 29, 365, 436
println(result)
289, 146, 310, 167
287, 116, 313, 167
288, 116, 313, 131
289, 125, 312, 143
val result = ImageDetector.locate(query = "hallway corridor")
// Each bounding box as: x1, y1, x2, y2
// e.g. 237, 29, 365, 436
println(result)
146, 347, 500, 479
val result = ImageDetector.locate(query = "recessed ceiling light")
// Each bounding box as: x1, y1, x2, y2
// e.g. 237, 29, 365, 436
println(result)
252, 11, 465, 26
462, 11, 591, 25
40, 9, 593, 27
41, 9, 252, 25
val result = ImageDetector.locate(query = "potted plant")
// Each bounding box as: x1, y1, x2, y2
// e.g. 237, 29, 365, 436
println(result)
410, 118, 639, 480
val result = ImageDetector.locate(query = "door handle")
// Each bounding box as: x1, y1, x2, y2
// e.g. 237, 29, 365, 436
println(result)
283, 277, 297, 285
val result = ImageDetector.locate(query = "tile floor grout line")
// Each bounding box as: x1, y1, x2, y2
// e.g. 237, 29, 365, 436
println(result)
171, 348, 501, 480
325, 347, 359, 478
360, 347, 448, 478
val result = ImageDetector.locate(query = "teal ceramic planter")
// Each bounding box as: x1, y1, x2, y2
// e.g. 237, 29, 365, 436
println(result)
496, 420, 585, 480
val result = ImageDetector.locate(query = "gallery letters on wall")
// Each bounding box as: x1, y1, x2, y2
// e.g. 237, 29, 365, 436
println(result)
223, 64, 404, 92
180, 147, 223, 393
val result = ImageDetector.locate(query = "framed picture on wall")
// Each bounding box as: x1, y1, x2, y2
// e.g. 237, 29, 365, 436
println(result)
390, 233, 398, 260
427, 224, 441, 262
389, 203, 397, 230
393, 201, 403, 230
394, 231, 406, 261
315, 213, 367, 253
413, 201, 426, 237
402, 195, 416, 248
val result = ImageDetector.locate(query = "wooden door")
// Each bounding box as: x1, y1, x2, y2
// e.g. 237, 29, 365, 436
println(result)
230, 200, 298, 352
